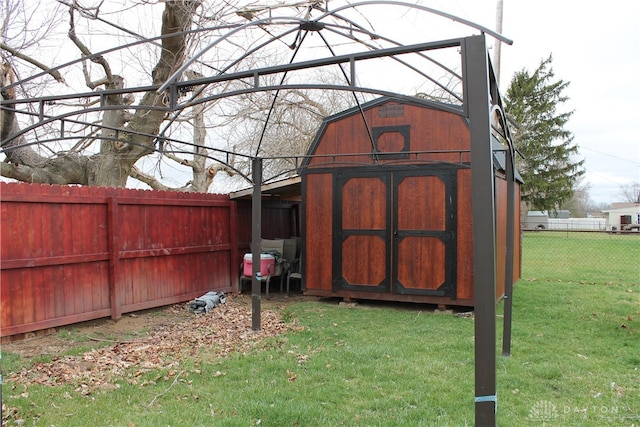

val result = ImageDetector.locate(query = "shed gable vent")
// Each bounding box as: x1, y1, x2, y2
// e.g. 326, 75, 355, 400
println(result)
378, 104, 404, 118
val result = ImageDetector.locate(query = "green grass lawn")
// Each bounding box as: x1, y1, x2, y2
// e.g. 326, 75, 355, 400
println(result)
522, 231, 639, 286
2, 232, 639, 426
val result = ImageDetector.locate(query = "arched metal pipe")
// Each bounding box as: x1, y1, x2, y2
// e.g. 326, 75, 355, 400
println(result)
159, 2, 512, 93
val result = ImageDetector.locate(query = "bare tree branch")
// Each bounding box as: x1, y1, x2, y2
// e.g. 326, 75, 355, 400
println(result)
68, 2, 113, 86
619, 182, 640, 204
2, 1, 202, 188
0, 42, 65, 83
129, 165, 175, 191
0, 153, 88, 184
163, 151, 195, 168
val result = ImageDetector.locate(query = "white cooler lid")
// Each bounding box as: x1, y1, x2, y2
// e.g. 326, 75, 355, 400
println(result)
244, 253, 275, 260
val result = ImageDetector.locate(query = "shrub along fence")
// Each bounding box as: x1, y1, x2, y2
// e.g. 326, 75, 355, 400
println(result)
0, 183, 238, 338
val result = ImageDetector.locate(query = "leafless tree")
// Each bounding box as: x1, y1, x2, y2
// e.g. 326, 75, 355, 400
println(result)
619, 182, 640, 204
217, 67, 363, 179
1, 1, 360, 190
1, 0, 216, 188
2, 0, 468, 191
562, 177, 593, 217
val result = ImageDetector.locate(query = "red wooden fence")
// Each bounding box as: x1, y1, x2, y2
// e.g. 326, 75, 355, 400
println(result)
0, 183, 238, 337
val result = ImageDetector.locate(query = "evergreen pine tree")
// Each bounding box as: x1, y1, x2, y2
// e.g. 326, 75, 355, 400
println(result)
505, 55, 585, 212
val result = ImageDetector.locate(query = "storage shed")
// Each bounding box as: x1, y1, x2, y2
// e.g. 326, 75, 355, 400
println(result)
301, 96, 521, 307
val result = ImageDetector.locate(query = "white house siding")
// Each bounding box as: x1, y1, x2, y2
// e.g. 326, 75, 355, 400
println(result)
602, 205, 640, 231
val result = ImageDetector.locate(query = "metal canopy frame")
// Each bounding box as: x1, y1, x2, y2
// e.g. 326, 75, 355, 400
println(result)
1, 4, 520, 424
164, 33, 515, 426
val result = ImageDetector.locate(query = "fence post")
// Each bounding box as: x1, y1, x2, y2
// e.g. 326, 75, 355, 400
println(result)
108, 197, 122, 320
229, 199, 239, 293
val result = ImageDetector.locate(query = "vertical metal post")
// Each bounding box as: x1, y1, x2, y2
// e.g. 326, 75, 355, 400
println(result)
251, 157, 263, 331
502, 141, 516, 357
464, 35, 497, 426
493, 0, 504, 85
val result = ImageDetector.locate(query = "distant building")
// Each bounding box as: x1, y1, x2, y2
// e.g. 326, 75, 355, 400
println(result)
602, 204, 640, 231
524, 210, 606, 230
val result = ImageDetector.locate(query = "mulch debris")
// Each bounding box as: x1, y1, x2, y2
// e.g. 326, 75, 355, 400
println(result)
5, 297, 293, 394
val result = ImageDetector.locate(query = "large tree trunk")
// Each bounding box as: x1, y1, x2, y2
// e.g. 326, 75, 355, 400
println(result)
1, 1, 199, 187
1, 70, 89, 184
191, 99, 210, 192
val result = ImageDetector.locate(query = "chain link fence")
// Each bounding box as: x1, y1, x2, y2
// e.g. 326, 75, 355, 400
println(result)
521, 230, 640, 287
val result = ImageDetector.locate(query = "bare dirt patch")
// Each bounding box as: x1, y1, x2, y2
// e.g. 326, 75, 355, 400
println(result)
4, 305, 188, 359
4, 294, 305, 359
3, 294, 306, 392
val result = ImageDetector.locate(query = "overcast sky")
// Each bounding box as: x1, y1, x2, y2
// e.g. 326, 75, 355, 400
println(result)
439, 0, 639, 204
7, 1, 638, 204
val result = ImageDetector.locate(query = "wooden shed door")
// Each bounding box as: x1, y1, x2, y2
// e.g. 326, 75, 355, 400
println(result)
334, 168, 457, 298
334, 172, 392, 293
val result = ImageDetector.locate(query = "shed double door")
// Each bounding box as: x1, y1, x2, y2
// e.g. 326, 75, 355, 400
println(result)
333, 167, 457, 298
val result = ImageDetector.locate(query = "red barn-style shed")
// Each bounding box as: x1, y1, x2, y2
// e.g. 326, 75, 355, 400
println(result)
301, 96, 521, 307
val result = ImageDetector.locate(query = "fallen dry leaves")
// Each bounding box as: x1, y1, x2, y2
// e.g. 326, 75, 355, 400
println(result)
6, 297, 292, 394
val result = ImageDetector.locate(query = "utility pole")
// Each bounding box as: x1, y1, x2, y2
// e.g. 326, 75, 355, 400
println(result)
493, 0, 504, 85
